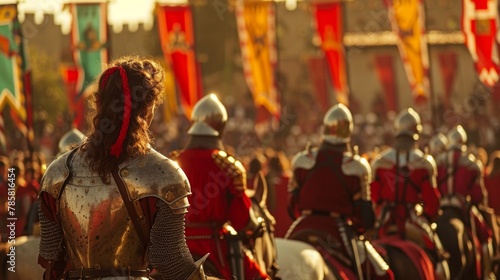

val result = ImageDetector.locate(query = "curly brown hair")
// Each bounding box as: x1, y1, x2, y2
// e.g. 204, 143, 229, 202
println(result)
81, 56, 165, 183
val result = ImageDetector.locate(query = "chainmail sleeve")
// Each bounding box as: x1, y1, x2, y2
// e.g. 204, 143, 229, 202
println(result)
38, 199, 63, 261
149, 200, 196, 280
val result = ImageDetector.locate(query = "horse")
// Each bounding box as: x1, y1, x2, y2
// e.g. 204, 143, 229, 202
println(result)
435, 206, 476, 279
373, 236, 436, 280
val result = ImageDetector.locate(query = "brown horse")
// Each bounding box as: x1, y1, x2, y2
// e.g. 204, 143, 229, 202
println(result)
435, 206, 476, 280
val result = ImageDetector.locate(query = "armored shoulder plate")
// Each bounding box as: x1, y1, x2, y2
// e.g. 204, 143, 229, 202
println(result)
371, 148, 396, 173
212, 150, 247, 191
342, 152, 372, 201
291, 148, 319, 171
409, 149, 437, 176
342, 152, 372, 183
457, 152, 481, 172
120, 149, 191, 214
40, 149, 74, 199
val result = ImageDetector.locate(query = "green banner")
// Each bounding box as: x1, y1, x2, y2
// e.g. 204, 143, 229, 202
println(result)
0, 5, 25, 119
71, 3, 108, 97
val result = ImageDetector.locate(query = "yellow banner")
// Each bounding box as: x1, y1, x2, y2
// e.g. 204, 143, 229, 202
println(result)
390, 0, 430, 104
237, 1, 280, 120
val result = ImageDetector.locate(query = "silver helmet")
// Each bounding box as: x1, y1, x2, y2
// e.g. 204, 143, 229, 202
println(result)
322, 104, 353, 145
394, 108, 423, 140
187, 94, 228, 137
58, 128, 85, 153
447, 125, 467, 150
429, 133, 448, 155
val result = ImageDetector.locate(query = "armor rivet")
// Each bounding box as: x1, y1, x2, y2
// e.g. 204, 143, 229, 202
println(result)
166, 191, 175, 202
91, 179, 95, 184
85, 189, 89, 194
95, 264, 100, 269
77, 179, 82, 184
121, 169, 129, 177
130, 191, 138, 199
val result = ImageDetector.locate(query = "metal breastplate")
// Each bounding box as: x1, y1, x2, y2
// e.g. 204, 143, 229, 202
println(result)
58, 155, 146, 270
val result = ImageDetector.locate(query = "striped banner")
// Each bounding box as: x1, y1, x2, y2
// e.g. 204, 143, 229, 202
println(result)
236, 0, 280, 133
70, 2, 109, 98
157, 4, 201, 118
385, 0, 430, 105
0, 4, 26, 120
462, 0, 500, 88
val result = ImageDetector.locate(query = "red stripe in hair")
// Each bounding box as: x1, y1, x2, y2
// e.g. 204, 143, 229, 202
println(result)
100, 66, 132, 158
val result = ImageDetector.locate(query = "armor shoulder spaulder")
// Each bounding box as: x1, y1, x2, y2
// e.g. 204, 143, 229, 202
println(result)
342, 153, 372, 182
291, 148, 319, 171
212, 150, 247, 191
121, 149, 191, 214
371, 148, 396, 173
410, 149, 437, 176
40, 149, 74, 199
459, 153, 483, 174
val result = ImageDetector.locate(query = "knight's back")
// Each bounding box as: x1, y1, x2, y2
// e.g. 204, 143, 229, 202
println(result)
41, 148, 190, 270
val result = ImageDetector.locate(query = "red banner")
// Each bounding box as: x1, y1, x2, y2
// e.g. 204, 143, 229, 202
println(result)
61, 63, 84, 129
157, 5, 202, 118
315, 3, 349, 106
307, 56, 330, 113
374, 54, 398, 112
462, 0, 500, 88
437, 52, 458, 109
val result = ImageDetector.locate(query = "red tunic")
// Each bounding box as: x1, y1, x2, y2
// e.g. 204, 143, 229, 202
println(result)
486, 173, 500, 215
176, 148, 268, 280
289, 149, 370, 232
436, 150, 484, 204
267, 173, 293, 238
370, 149, 441, 245
287, 146, 391, 280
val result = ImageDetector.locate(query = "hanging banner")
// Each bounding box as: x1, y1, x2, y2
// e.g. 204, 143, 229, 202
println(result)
314, 3, 349, 106
385, 0, 430, 105
157, 4, 202, 118
60, 63, 85, 129
374, 54, 398, 112
462, 0, 500, 88
70, 2, 108, 98
0, 4, 26, 120
437, 52, 458, 109
236, 0, 280, 132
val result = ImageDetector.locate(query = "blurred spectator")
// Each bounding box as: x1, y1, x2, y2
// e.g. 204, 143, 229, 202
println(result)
485, 151, 500, 216
0, 156, 10, 241
12, 163, 36, 237
265, 152, 293, 238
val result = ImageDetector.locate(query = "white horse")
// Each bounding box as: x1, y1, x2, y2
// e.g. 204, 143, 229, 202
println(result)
275, 238, 337, 280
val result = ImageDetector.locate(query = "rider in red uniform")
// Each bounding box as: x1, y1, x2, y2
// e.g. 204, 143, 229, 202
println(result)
173, 94, 270, 280
287, 104, 392, 280
433, 125, 494, 279
370, 108, 448, 280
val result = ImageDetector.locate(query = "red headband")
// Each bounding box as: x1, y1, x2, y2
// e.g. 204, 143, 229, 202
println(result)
100, 66, 132, 158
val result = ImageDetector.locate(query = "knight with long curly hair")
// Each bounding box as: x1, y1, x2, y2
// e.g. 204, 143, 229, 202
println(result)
38, 56, 210, 280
